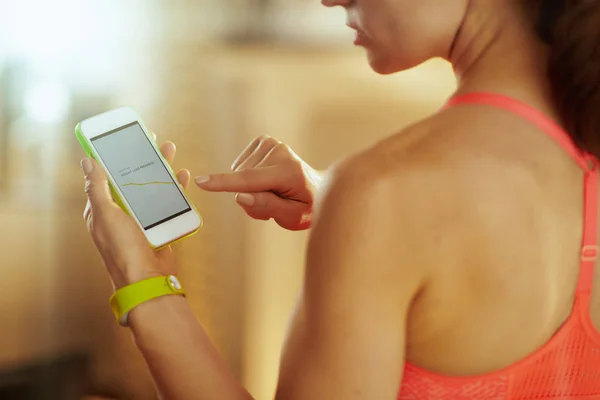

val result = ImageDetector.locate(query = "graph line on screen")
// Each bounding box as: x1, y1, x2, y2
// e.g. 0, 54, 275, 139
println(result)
122, 181, 174, 187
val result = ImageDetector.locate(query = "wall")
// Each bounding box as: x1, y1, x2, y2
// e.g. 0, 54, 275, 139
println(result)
0, 40, 456, 399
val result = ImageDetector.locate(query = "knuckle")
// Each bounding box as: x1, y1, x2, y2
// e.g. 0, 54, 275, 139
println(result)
272, 144, 298, 165
84, 180, 94, 196
273, 142, 290, 154
239, 169, 254, 180
83, 204, 91, 221
257, 135, 272, 142
84, 179, 107, 200
255, 136, 281, 151
252, 135, 270, 148
261, 136, 280, 147
284, 154, 304, 172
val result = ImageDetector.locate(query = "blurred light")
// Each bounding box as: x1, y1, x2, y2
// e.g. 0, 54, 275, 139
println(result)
23, 81, 71, 124
1, 0, 89, 64
0, 0, 133, 85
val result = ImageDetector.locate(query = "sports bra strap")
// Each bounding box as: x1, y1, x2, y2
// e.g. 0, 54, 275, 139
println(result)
446, 93, 590, 171
579, 160, 599, 293
446, 92, 599, 295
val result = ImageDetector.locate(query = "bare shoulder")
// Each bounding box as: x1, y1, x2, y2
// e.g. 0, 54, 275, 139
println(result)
316, 110, 539, 274
319, 115, 478, 238
303, 122, 457, 295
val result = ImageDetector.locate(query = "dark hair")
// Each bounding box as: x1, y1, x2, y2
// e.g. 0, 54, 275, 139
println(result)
525, 0, 600, 156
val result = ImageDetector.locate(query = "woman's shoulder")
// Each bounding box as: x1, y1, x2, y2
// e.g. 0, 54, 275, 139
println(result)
323, 113, 483, 217
327, 105, 528, 203
318, 110, 528, 263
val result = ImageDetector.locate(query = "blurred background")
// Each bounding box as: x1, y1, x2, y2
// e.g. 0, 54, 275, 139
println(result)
0, 0, 456, 399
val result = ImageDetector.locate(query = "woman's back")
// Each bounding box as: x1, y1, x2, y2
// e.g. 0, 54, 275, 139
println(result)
390, 93, 600, 398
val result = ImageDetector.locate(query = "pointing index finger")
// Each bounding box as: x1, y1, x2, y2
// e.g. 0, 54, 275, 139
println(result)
195, 167, 281, 193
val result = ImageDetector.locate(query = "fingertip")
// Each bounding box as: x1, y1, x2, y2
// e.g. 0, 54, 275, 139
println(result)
81, 158, 93, 176
160, 141, 177, 162
235, 193, 255, 207
176, 169, 191, 190
163, 140, 176, 151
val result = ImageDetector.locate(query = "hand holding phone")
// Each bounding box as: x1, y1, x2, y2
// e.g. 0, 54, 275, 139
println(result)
80, 155, 185, 289
76, 107, 202, 250
76, 107, 202, 288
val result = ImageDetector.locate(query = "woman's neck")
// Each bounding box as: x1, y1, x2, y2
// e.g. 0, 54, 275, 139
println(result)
448, 1, 555, 113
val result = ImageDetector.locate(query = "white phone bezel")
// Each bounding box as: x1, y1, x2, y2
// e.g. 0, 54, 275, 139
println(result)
79, 106, 202, 248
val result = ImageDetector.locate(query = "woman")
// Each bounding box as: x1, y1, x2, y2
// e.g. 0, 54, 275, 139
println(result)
80, 0, 600, 398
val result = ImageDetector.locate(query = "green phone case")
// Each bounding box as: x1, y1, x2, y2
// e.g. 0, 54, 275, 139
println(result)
75, 119, 202, 250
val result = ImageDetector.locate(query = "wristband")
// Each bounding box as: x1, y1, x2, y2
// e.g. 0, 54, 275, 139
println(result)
109, 275, 186, 326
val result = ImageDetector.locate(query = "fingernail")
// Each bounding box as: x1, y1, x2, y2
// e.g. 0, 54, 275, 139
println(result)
81, 158, 92, 175
236, 193, 255, 206
195, 176, 210, 185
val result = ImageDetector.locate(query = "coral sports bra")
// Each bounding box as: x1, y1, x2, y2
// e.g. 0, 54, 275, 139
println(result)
398, 93, 600, 400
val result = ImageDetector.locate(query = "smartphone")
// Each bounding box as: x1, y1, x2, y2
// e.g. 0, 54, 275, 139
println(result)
75, 106, 202, 249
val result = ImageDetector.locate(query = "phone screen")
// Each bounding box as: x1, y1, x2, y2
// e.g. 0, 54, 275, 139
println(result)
91, 122, 192, 230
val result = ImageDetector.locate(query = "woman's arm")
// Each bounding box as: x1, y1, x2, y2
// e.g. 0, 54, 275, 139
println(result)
274, 158, 427, 399
128, 295, 251, 400
122, 155, 426, 400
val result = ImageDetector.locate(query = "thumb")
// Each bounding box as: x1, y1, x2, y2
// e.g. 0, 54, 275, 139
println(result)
81, 158, 113, 210
236, 191, 310, 229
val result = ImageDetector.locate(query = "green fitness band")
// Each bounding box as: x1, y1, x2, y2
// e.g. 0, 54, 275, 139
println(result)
109, 275, 186, 326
